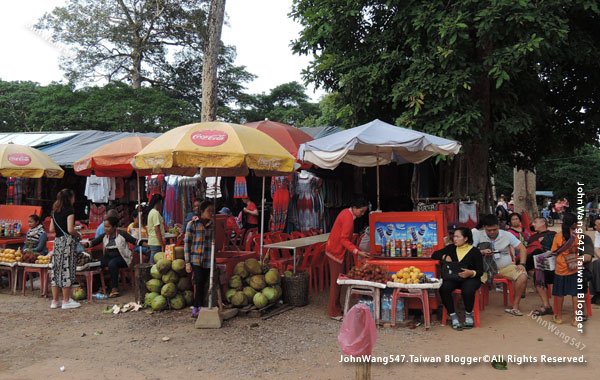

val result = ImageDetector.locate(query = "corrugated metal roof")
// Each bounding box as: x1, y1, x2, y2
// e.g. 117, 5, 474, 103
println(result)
0, 132, 79, 147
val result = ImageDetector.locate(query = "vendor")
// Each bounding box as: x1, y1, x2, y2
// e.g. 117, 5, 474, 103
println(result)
432, 227, 483, 330
326, 197, 370, 320
83, 216, 141, 298
241, 197, 259, 229
24, 214, 48, 255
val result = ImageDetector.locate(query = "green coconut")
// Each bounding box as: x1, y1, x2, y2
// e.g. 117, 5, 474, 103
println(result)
150, 265, 162, 279
72, 287, 86, 301
177, 276, 191, 291
169, 294, 185, 310
253, 292, 268, 308
244, 258, 262, 275
262, 286, 278, 303
265, 269, 280, 285
248, 274, 266, 291
229, 275, 243, 290
171, 259, 186, 273
161, 282, 177, 298
243, 286, 257, 300
274, 284, 283, 299
231, 291, 248, 307
153, 252, 165, 262
183, 290, 193, 306
146, 278, 163, 293
225, 288, 237, 303
151, 295, 167, 311
144, 292, 160, 306
156, 258, 172, 274
233, 261, 248, 278
162, 270, 179, 284
284, 270, 293, 278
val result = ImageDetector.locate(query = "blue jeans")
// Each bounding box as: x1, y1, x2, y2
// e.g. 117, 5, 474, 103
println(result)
149, 245, 162, 264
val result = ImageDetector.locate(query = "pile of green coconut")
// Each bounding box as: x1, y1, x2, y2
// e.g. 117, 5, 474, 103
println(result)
226, 258, 282, 309
144, 252, 193, 311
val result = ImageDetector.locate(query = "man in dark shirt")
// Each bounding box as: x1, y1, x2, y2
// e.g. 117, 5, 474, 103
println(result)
529, 217, 556, 316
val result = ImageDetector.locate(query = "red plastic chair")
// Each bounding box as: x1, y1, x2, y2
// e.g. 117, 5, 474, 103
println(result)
296, 243, 317, 293
310, 243, 328, 292
441, 289, 482, 328
260, 235, 293, 271
290, 231, 305, 239
391, 288, 432, 329
244, 228, 258, 251
492, 275, 515, 307
22, 266, 49, 297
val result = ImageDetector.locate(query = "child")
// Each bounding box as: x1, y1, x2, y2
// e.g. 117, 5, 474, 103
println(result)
550, 212, 579, 325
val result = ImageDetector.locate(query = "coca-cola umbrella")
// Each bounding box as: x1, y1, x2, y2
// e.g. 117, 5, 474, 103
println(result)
0, 143, 63, 178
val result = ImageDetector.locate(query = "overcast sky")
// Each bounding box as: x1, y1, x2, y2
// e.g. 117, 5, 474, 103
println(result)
0, 0, 325, 101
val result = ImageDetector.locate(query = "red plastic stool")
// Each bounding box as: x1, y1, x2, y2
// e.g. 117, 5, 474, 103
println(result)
551, 286, 593, 317
493, 275, 514, 307
479, 285, 488, 310
76, 268, 106, 302
0, 265, 18, 295
22, 266, 49, 297
391, 288, 431, 329
343, 285, 381, 325
441, 289, 481, 328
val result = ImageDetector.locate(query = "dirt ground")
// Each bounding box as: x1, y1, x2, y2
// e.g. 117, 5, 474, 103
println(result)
0, 278, 597, 380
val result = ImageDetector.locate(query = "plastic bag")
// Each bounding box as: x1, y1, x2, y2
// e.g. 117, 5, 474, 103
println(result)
338, 304, 377, 356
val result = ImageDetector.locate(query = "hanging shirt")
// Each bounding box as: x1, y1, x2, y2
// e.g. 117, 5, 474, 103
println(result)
205, 177, 222, 198
85, 175, 110, 203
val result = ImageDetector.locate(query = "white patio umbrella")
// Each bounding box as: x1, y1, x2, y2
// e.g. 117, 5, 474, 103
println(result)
298, 119, 461, 210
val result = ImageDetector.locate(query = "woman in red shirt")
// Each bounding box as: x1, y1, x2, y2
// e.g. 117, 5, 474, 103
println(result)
326, 197, 370, 319
242, 197, 259, 229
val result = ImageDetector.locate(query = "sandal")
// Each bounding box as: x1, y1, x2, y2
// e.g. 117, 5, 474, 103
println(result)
109, 289, 120, 298
552, 315, 563, 324
452, 322, 463, 331
505, 308, 523, 316
330, 316, 343, 322
531, 306, 553, 317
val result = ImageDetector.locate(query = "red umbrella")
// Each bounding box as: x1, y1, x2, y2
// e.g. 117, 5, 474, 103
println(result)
244, 120, 313, 157
74, 136, 154, 177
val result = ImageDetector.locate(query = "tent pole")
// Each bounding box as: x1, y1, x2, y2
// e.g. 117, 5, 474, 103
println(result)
376, 147, 381, 211
137, 172, 142, 264
208, 170, 217, 309
259, 176, 266, 262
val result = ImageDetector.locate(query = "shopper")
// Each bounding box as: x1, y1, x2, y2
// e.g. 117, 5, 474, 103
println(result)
325, 197, 370, 320
49, 189, 80, 310
184, 201, 215, 318
147, 194, 166, 264
551, 212, 580, 325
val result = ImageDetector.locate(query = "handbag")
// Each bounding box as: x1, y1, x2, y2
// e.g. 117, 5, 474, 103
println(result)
555, 234, 578, 271
440, 254, 464, 281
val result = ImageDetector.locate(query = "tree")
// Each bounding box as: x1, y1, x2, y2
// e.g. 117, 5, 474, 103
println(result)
291, 0, 600, 208
0, 80, 40, 132
201, 0, 226, 122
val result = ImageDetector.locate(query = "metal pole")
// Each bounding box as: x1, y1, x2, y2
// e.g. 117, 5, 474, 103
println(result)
137, 172, 142, 263
259, 176, 266, 262
207, 171, 217, 309
376, 147, 381, 211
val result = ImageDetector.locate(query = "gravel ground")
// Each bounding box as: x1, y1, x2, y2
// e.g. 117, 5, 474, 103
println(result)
0, 276, 598, 379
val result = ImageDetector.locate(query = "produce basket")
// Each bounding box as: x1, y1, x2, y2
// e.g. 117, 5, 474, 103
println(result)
386, 278, 442, 289
281, 270, 309, 307
336, 274, 387, 289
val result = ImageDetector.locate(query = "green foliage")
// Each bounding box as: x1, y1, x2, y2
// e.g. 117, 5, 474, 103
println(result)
291, 0, 600, 169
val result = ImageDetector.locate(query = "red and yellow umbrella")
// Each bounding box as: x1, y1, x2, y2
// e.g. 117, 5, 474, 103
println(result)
74, 136, 154, 177
0, 143, 63, 178
244, 120, 313, 157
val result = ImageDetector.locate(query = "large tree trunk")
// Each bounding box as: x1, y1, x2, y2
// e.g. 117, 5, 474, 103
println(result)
513, 168, 538, 220
201, 0, 226, 122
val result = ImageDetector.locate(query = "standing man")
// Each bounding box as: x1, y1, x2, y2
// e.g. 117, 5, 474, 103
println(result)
475, 214, 528, 316
326, 197, 370, 320
527, 217, 556, 316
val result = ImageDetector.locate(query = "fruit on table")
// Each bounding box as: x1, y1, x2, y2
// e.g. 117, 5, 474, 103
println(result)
346, 263, 389, 283
391, 266, 428, 284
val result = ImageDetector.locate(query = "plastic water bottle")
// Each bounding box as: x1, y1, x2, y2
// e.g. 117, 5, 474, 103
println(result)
395, 299, 405, 322
362, 297, 375, 320
93, 293, 108, 300
381, 295, 391, 322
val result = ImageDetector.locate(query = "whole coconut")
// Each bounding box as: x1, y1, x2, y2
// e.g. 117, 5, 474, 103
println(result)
274, 284, 283, 300
146, 278, 163, 293
151, 295, 167, 311
265, 269, 280, 285
177, 276, 192, 291
229, 275, 243, 290
231, 291, 248, 307
161, 282, 177, 298
72, 287, 86, 301
169, 294, 185, 310
183, 290, 193, 306
153, 252, 165, 262
156, 259, 172, 274
225, 288, 237, 303
249, 275, 266, 291
162, 270, 179, 284
171, 259, 186, 273
144, 292, 160, 306
150, 265, 162, 279
233, 262, 248, 278
243, 286, 257, 300
262, 286, 278, 303
244, 259, 262, 275
253, 292, 268, 308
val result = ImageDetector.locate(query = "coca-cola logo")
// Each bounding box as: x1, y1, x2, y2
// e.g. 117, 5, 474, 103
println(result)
8, 153, 31, 166
191, 130, 228, 147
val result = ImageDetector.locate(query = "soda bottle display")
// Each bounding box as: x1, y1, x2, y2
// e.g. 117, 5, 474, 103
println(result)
417, 242, 423, 257
400, 239, 407, 257
411, 242, 417, 257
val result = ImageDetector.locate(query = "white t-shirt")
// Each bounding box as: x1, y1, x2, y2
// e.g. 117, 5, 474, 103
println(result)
594, 231, 600, 249
474, 229, 521, 268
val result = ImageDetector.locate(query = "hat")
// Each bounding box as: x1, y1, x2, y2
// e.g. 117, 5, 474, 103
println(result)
218, 207, 232, 215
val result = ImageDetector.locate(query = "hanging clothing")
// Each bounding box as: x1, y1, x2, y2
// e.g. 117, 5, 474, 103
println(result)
234, 176, 248, 199
114, 178, 125, 199
205, 177, 222, 199
146, 174, 165, 201
163, 176, 179, 228
89, 204, 106, 228
85, 176, 110, 203
459, 201, 478, 229
270, 176, 290, 232
291, 171, 323, 232
437, 203, 458, 224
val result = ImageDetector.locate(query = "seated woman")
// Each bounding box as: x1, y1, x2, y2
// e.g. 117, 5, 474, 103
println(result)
432, 227, 483, 330
83, 216, 140, 298
218, 207, 241, 238
506, 212, 530, 264
127, 212, 148, 238
24, 214, 48, 255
